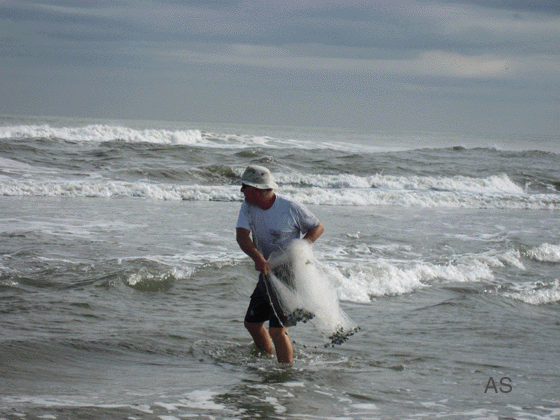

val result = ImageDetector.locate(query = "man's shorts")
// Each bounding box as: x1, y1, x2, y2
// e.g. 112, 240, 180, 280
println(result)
244, 272, 296, 329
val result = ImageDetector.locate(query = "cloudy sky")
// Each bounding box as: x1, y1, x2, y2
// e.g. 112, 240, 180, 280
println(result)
1, 0, 558, 135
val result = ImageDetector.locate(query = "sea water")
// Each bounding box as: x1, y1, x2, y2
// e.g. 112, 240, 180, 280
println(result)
1, 114, 559, 419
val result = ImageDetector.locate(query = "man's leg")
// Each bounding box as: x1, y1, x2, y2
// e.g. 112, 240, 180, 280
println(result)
269, 327, 293, 363
244, 321, 274, 355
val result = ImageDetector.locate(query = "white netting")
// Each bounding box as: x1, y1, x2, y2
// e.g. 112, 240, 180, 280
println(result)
266, 239, 360, 346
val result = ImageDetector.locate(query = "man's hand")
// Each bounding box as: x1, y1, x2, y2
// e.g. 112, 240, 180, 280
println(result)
236, 227, 270, 274
254, 256, 271, 275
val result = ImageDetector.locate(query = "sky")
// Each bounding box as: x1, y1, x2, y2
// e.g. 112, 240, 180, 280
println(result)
1, 0, 559, 135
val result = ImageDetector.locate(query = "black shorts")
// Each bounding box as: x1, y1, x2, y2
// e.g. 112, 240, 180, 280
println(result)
244, 273, 296, 329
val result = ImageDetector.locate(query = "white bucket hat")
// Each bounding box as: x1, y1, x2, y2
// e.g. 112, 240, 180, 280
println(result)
240, 165, 278, 190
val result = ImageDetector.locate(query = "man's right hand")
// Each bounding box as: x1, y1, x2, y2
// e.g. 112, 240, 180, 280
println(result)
237, 227, 271, 275
254, 256, 271, 275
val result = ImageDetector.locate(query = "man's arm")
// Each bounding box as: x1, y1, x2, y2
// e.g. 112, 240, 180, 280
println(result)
236, 228, 271, 274
303, 221, 325, 244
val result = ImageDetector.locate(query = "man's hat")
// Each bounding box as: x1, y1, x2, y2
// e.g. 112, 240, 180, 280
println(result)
240, 165, 278, 190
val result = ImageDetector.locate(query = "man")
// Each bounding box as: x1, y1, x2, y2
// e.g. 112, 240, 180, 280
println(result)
236, 165, 324, 363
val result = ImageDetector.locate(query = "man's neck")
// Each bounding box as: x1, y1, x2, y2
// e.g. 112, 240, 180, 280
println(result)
257, 192, 276, 210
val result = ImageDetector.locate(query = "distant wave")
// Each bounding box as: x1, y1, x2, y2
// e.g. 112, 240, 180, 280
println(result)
0, 124, 205, 145
0, 124, 313, 149
2, 124, 560, 157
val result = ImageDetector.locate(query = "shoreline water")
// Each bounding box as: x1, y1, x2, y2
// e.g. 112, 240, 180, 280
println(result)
1, 115, 559, 419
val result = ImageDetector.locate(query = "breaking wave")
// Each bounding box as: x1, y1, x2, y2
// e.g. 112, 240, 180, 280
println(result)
1, 175, 558, 209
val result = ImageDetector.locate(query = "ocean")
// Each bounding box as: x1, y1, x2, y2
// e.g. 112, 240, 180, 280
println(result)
1, 114, 559, 420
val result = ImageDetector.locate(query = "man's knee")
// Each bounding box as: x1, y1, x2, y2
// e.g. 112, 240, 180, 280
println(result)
244, 320, 263, 333
269, 327, 288, 341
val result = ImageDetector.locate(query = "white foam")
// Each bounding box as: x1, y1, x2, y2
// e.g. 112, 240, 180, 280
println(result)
178, 390, 226, 411
273, 171, 560, 210
0, 180, 241, 201
286, 187, 559, 210
1, 391, 238, 418
502, 279, 560, 305
323, 242, 560, 306
0, 396, 153, 413
323, 247, 529, 301
351, 403, 379, 410
525, 243, 560, 263
283, 381, 305, 387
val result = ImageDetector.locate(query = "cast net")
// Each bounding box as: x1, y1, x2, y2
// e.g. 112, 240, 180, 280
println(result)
266, 239, 360, 347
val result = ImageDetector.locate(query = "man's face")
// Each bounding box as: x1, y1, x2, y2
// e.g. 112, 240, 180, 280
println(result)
241, 183, 261, 205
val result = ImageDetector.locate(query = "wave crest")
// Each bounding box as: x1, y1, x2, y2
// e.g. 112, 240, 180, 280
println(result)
278, 172, 524, 195
0, 124, 204, 145
2, 178, 558, 209
524, 243, 560, 263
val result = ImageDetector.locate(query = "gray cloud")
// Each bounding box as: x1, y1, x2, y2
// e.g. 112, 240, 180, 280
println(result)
428, 0, 560, 14
0, 0, 558, 135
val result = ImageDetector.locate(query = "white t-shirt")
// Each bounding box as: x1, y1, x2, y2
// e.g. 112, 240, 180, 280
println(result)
236, 194, 320, 259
